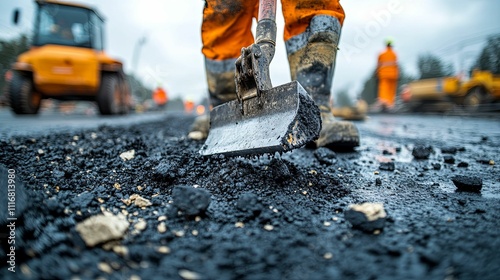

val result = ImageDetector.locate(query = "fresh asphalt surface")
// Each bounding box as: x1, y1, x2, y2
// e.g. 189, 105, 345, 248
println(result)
0, 107, 499, 279
0, 108, 171, 138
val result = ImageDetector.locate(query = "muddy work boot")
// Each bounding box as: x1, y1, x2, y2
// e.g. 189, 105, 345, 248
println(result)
318, 108, 360, 149
286, 15, 359, 149
332, 99, 368, 121
188, 58, 237, 141
188, 114, 210, 140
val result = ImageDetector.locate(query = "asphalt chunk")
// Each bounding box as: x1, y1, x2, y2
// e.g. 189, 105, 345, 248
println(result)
432, 163, 442, 170
236, 192, 263, 217
172, 185, 211, 216
412, 145, 434, 160
72, 191, 95, 209
443, 155, 455, 164
452, 175, 483, 192
441, 146, 458, 154
379, 162, 395, 171
314, 147, 337, 165
153, 159, 181, 182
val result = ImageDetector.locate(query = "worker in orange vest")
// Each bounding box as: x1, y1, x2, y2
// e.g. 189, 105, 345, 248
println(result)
184, 98, 195, 114
189, 0, 360, 149
152, 85, 168, 108
376, 39, 399, 110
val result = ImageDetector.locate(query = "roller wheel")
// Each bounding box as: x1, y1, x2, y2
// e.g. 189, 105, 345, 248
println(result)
8, 72, 41, 115
97, 74, 120, 115
463, 87, 486, 111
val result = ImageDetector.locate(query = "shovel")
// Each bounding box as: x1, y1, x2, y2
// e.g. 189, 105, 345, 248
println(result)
200, 0, 321, 157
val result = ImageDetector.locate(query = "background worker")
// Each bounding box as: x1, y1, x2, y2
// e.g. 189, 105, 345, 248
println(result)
184, 98, 195, 114
189, 0, 359, 149
376, 39, 399, 111
152, 85, 168, 108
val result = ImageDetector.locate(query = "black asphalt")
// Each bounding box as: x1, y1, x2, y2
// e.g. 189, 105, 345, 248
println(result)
0, 112, 499, 279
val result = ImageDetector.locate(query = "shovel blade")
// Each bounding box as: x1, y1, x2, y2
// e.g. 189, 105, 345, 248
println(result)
200, 81, 321, 156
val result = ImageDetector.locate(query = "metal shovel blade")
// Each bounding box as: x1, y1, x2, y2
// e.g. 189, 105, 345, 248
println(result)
199, 81, 321, 156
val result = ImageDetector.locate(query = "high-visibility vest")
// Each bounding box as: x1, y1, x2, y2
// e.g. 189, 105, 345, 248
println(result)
377, 47, 399, 80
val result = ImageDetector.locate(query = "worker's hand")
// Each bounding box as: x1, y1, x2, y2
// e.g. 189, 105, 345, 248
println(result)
235, 42, 274, 103
235, 45, 254, 83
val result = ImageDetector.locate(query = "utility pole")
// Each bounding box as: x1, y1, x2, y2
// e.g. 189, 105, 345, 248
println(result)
132, 36, 147, 75
131, 36, 147, 101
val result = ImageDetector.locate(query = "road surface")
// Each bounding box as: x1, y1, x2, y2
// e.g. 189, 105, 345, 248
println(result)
0, 110, 499, 279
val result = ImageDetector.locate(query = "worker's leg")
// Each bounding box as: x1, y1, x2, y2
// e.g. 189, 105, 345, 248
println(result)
387, 79, 397, 108
282, 0, 359, 149
378, 78, 397, 109
190, 0, 259, 140
202, 0, 259, 107
378, 78, 388, 108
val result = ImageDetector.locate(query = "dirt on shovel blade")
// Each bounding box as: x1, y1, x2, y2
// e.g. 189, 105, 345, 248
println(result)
200, 81, 321, 156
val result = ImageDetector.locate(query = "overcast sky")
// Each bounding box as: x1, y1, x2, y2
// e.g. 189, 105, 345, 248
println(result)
1, 0, 499, 103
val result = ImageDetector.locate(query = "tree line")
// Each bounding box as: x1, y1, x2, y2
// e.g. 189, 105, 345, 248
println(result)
0, 34, 30, 95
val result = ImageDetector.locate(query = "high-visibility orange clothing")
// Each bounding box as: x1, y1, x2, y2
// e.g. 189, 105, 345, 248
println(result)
201, 0, 345, 61
378, 79, 398, 108
153, 87, 168, 106
377, 47, 398, 80
184, 100, 195, 113
377, 46, 399, 107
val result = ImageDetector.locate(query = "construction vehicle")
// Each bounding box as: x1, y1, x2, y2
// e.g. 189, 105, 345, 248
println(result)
400, 70, 500, 112
7, 0, 131, 115
200, 0, 321, 156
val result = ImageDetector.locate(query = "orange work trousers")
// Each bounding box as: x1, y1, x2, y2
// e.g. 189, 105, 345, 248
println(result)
201, 0, 345, 61
378, 78, 397, 108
